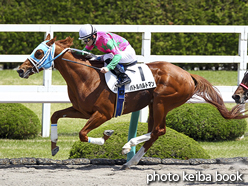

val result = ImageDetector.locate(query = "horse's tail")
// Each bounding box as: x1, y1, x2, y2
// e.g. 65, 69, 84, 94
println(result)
191, 73, 248, 119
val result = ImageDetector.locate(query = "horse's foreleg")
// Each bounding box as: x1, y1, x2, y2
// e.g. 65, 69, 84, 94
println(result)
87, 130, 114, 145
79, 111, 113, 145
50, 106, 86, 156
51, 123, 59, 156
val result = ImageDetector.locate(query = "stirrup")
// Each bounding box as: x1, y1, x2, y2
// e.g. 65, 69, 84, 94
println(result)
115, 78, 131, 87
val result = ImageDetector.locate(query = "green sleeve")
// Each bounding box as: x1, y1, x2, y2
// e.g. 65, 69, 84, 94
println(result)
82, 48, 91, 53
106, 54, 122, 70
73, 48, 91, 55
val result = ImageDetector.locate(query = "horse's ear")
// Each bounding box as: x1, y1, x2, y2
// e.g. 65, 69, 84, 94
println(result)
45, 34, 51, 41
46, 36, 57, 46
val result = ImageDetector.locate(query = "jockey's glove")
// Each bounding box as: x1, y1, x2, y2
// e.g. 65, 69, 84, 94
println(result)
70, 50, 84, 55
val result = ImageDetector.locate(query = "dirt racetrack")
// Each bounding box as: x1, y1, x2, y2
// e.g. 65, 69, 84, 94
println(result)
1, 157, 248, 186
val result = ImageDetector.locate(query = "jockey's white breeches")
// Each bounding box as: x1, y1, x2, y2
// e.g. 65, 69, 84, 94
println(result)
102, 45, 137, 65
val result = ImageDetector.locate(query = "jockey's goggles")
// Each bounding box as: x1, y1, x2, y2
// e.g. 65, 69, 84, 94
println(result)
79, 37, 92, 43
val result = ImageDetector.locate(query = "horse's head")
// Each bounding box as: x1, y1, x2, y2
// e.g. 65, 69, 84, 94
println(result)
232, 71, 248, 104
17, 34, 57, 78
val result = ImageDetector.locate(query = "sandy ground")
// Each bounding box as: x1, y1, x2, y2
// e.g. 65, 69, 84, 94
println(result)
1, 163, 248, 186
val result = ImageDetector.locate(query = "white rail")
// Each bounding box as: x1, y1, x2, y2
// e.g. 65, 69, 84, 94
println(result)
0, 24, 246, 137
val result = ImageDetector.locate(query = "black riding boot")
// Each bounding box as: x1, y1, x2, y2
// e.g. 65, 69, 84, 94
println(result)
113, 64, 131, 87
105, 59, 131, 87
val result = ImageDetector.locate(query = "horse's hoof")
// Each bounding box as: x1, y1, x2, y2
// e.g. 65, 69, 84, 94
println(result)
122, 148, 131, 155
120, 164, 130, 170
51, 146, 59, 156
104, 130, 114, 136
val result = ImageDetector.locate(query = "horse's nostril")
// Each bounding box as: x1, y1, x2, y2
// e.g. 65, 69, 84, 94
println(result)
17, 69, 24, 78
232, 94, 240, 101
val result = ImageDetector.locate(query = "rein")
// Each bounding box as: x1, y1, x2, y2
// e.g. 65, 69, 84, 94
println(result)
27, 41, 99, 73
62, 58, 101, 71
28, 41, 69, 73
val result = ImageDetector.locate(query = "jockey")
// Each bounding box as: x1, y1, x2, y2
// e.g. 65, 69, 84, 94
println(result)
78, 24, 137, 87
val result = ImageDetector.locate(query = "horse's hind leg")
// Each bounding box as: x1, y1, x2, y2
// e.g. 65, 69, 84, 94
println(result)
122, 132, 152, 154
122, 104, 154, 154
121, 101, 167, 169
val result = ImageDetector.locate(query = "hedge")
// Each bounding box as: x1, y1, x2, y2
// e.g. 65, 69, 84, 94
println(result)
166, 103, 247, 141
1, 0, 248, 69
69, 122, 210, 160
0, 103, 41, 139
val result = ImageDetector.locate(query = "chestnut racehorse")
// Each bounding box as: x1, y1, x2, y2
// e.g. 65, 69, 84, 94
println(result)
17, 34, 246, 169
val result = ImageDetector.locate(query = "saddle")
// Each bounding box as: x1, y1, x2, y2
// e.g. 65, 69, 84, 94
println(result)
105, 63, 156, 94
70, 49, 157, 117
105, 63, 156, 117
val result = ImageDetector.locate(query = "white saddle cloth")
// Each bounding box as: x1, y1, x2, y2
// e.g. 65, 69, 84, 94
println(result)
105, 63, 156, 94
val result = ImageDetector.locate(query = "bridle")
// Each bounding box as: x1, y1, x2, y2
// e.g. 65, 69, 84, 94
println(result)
239, 71, 248, 90
240, 83, 248, 90
238, 71, 248, 100
26, 40, 100, 75
27, 40, 69, 73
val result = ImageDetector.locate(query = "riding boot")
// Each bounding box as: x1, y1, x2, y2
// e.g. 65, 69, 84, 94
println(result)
104, 59, 131, 87
113, 64, 131, 87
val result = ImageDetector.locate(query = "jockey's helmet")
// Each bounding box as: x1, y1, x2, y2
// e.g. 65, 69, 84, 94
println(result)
78, 24, 97, 41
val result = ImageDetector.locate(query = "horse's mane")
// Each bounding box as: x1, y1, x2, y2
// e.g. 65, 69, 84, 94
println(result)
71, 51, 104, 68
55, 36, 74, 48
56, 36, 104, 68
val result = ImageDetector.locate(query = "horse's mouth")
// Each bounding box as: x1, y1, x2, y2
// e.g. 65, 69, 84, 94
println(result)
232, 94, 247, 104
17, 69, 32, 79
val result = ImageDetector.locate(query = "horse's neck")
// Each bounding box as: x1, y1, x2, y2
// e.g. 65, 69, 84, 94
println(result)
54, 50, 100, 90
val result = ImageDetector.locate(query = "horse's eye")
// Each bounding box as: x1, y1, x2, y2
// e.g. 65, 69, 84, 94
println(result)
35, 49, 44, 59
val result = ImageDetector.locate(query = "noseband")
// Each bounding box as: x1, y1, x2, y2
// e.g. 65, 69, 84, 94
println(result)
240, 83, 248, 90
27, 41, 69, 73
27, 40, 97, 74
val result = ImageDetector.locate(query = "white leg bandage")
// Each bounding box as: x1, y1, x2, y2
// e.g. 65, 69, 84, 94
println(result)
130, 132, 151, 146
51, 124, 58, 143
123, 132, 151, 149
88, 137, 105, 145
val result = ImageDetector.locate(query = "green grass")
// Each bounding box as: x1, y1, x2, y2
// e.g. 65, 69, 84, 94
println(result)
1, 69, 238, 86
0, 69, 247, 160
0, 69, 67, 85
199, 137, 248, 158
187, 70, 238, 86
